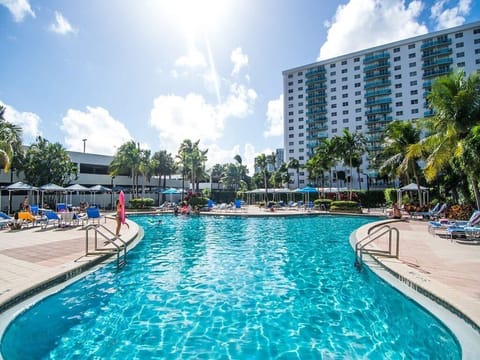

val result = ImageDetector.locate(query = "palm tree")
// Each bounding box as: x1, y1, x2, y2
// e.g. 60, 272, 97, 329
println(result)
110, 140, 141, 198
0, 105, 23, 172
138, 149, 152, 197
210, 163, 225, 190
255, 153, 269, 202
176, 139, 193, 200
287, 158, 300, 189
416, 70, 480, 208
379, 120, 423, 204
336, 129, 366, 200
233, 155, 248, 192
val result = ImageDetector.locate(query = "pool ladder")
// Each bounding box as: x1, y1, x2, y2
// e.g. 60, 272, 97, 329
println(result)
355, 224, 400, 270
84, 224, 127, 270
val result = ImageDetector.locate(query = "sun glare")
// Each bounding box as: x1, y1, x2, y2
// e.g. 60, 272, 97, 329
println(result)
163, 0, 227, 36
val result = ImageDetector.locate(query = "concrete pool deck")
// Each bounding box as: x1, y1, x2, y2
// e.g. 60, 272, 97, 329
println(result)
0, 207, 479, 342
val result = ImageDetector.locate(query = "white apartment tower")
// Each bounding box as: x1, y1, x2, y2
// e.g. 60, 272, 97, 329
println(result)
283, 21, 480, 188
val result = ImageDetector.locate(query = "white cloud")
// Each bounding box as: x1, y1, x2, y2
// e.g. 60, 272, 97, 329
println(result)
430, 0, 471, 30
0, 0, 35, 22
174, 48, 207, 69
49, 11, 76, 35
230, 47, 248, 76
60, 106, 132, 155
319, 0, 428, 60
264, 94, 284, 138
0, 101, 41, 144
204, 143, 258, 175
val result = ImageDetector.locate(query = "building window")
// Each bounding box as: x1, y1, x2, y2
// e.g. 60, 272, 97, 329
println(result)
298, 79, 303, 84
288, 81, 293, 86
408, 43, 415, 49
331, 120, 337, 125
298, 102, 303, 106
341, 69, 347, 73
330, 79, 336, 84
288, 89, 293, 93
354, 57, 360, 62
410, 80, 417, 86
288, 96, 293, 100
355, 108, 361, 113
288, 104, 293, 108
475, 39, 480, 44
331, 95, 337, 100
298, 86, 303, 91
396, 111, 403, 116
394, 65, 401, 71
332, 129, 337, 133
408, 53, 416, 58
342, 77, 347, 81
356, 125, 362, 130
395, 83, 402, 88
395, 92, 402, 97
330, 63, 336, 68
288, 134, 294, 138
289, 149, 294, 153
355, 91, 361, 96
298, 125, 304, 129
298, 110, 304, 114
298, 71, 303, 75
330, 71, 336, 76
288, 126, 294, 130
474, 28, 480, 34
395, 101, 403, 106
342, 110, 348, 115
355, 82, 361, 87
299, 117, 304, 121
355, 99, 361, 104
298, 94, 303, 99
331, 104, 337, 108
331, 87, 336, 92
288, 74, 293, 78
343, 118, 349, 123
354, 74, 360, 79
455, 32, 463, 38
412, 108, 419, 114
456, 52, 464, 58
342, 93, 348, 98
394, 74, 402, 79
458, 62, 465, 67
354, 65, 360, 71
342, 101, 348, 106
456, 42, 464, 48
410, 71, 417, 76
411, 99, 418, 105
409, 62, 416, 67
289, 141, 294, 146
393, 47, 400, 53
342, 85, 348, 90
288, 119, 294, 123
394, 56, 401, 61
356, 116, 362, 121
288, 111, 294, 115
411, 90, 418, 95
332, 112, 337, 116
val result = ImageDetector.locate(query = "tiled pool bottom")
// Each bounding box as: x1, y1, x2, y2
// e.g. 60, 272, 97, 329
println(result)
1, 215, 461, 359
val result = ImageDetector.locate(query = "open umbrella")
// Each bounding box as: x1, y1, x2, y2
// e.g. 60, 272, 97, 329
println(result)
65, 184, 89, 206
89, 185, 112, 208
295, 186, 318, 206
6, 182, 38, 214
39, 183, 66, 209
162, 188, 180, 203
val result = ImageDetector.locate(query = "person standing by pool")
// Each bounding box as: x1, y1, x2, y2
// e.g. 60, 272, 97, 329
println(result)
115, 191, 129, 237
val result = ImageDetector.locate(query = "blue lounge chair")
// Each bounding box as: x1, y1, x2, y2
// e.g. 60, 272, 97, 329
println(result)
41, 211, 60, 229
446, 210, 480, 240
86, 207, 106, 224
56, 203, 67, 212
412, 203, 440, 219
0, 211, 14, 228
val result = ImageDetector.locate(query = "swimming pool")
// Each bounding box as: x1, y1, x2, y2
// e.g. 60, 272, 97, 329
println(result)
1, 215, 460, 359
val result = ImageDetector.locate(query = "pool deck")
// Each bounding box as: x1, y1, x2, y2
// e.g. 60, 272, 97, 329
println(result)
0, 206, 479, 335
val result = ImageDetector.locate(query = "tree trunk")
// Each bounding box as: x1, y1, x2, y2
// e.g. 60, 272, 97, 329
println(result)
411, 159, 423, 207
470, 174, 480, 210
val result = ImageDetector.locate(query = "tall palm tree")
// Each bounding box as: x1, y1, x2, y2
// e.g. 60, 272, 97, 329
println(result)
0, 105, 23, 172
211, 163, 225, 190
287, 158, 300, 189
110, 140, 141, 198
255, 153, 269, 202
138, 149, 152, 197
379, 120, 423, 204
415, 70, 480, 208
336, 129, 366, 200
233, 155, 248, 192
176, 139, 193, 200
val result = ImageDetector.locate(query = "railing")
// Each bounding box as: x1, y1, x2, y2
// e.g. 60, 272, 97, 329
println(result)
354, 224, 400, 270
84, 224, 127, 270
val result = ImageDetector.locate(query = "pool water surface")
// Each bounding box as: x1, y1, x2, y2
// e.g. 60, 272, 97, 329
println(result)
1, 215, 460, 359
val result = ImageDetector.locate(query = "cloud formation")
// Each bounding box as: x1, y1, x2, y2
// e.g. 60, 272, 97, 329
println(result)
0, 101, 41, 144
150, 47, 257, 169
60, 106, 132, 155
230, 47, 248, 76
0, 0, 35, 22
264, 95, 284, 138
430, 0, 471, 30
49, 11, 76, 35
319, 0, 428, 60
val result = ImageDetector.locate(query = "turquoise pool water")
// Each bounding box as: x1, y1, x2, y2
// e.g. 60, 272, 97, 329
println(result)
1, 215, 460, 359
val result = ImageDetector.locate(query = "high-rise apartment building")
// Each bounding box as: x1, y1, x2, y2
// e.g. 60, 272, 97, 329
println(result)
283, 21, 480, 188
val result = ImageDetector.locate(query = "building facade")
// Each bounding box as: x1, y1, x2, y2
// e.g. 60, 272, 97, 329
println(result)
283, 21, 480, 188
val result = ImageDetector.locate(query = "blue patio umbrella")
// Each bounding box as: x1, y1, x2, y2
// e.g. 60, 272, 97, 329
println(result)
295, 186, 318, 205
162, 188, 180, 203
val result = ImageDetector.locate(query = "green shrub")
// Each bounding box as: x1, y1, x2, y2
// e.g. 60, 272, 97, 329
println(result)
330, 200, 362, 213
384, 188, 397, 206
129, 197, 154, 209
314, 198, 333, 209
188, 196, 208, 208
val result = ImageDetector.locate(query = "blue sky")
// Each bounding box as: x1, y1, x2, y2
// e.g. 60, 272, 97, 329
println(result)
1, 0, 479, 173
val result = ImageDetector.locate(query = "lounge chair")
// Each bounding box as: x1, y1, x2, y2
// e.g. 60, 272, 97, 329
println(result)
446, 210, 480, 241
40, 211, 61, 229
17, 211, 36, 228
431, 203, 447, 220
56, 203, 67, 212
0, 212, 14, 229
86, 207, 106, 224
412, 203, 440, 219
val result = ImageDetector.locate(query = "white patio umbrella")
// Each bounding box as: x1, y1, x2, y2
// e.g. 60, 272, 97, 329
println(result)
65, 184, 89, 205
89, 185, 112, 208
6, 182, 38, 214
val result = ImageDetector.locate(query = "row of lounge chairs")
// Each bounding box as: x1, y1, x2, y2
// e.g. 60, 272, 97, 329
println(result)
0, 207, 106, 231
428, 210, 480, 243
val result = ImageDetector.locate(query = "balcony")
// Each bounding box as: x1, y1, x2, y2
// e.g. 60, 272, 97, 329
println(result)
364, 62, 390, 72
305, 67, 326, 77
421, 37, 452, 50
364, 88, 391, 98
422, 57, 453, 69
363, 52, 390, 64
423, 66, 451, 79
305, 76, 326, 85
421, 47, 452, 60
306, 83, 327, 91
364, 71, 391, 81
364, 80, 391, 89
365, 97, 391, 107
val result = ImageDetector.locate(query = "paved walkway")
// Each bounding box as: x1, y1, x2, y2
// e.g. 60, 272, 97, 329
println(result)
0, 206, 479, 337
